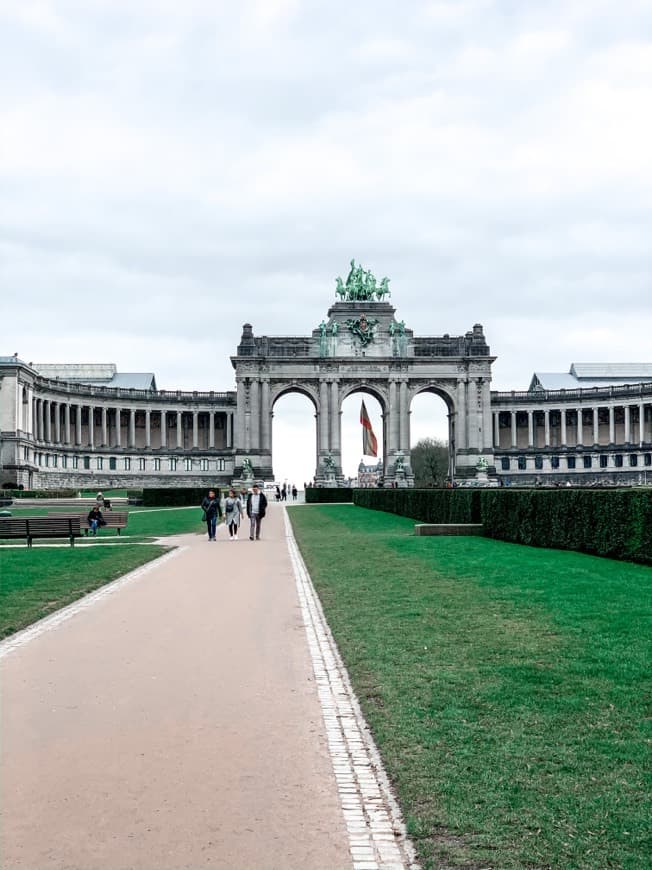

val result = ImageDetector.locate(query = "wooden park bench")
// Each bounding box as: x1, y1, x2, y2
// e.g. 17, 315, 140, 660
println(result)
0, 516, 82, 547
49, 511, 129, 535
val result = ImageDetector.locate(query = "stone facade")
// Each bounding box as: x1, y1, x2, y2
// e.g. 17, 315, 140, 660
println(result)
2, 295, 651, 489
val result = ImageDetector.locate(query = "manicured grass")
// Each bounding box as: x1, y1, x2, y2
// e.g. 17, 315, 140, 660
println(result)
0, 545, 167, 639
288, 504, 651, 870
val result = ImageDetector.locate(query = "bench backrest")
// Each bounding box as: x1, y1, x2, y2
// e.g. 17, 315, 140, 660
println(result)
48, 511, 128, 527
0, 516, 82, 538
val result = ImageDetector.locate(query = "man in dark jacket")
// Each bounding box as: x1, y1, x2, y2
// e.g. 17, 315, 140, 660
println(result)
245, 484, 268, 541
201, 489, 223, 541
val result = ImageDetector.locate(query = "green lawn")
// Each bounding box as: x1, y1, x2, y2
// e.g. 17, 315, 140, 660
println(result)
288, 504, 651, 870
0, 545, 167, 638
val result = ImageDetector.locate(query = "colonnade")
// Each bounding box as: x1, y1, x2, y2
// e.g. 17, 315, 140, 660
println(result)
30, 397, 235, 451
492, 402, 652, 450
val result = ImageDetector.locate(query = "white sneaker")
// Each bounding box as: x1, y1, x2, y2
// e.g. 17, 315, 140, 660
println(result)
229, 535, 234, 541
234, 534, 238, 540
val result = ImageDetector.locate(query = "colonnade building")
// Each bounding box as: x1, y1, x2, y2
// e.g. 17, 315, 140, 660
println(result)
1, 282, 651, 489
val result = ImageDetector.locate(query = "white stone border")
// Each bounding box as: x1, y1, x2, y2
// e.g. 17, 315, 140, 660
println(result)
0, 547, 185, 660
284, 509, 419, 870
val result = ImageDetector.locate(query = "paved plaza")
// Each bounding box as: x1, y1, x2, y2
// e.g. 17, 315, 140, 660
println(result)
0, 505, 415, 870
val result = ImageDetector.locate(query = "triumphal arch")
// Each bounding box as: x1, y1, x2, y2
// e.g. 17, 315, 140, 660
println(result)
231, 261, 495, 485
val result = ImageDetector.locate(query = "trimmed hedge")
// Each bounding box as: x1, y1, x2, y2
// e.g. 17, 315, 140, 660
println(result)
142, 487, 227, 507
354, 488, 482, 524
0, 489, 78, 499
480, 488, 652, 564
354, 487, 652, 564
305, 487, 354, 504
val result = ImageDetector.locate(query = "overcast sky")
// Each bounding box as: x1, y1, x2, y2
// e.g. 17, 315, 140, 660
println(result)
2, 0, 651, 483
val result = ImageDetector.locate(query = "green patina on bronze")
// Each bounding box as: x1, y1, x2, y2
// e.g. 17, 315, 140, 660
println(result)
335, 259, 391, 302
345, 313, 379, 346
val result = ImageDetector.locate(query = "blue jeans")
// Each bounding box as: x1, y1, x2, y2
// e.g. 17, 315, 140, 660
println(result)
90, 519, 99, 535
207, 516, 217, 539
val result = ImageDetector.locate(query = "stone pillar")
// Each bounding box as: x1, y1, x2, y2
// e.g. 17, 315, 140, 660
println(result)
593, 407, 599, 445
493, 411, 500, 450
388, 380, 399, 453
76, 405, 82, 446
88, 405, 95, 448
510, 410, 517, 448
261, 379, 271, 451
65, 403, 71, 445
561, 408, 567, 446
160, 410, 167, 448
639, 403, 645, 445
624, 405, 631, 443
177, 410, 183, 448
456, 380, 467, 451
192, 410, 199, 449
44, 400, 52, 443
527, 410, 534, 448
544, 410, 550, 447
319, 380, 329, 452
145, 409, 151, 448
115, 408, 122, 447
101, 406, 108, 446
399, 380, 409, 450
235, 379, 246, 452
209, 411, 215, 449
54, 401, 61, 444
129, 409, 136, 448
609, 406, 615, 444
226, 412, 233, 448
576, 408, 583, 447
250, 380, 260, 450
330, 380, 340, 454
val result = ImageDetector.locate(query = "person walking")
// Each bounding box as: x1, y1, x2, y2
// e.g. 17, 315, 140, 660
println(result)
224, 488, 244, 541
281, 484, 287, 501
291, 484, 298, 501
201, 489, 223, 541
246, 483, 268, 541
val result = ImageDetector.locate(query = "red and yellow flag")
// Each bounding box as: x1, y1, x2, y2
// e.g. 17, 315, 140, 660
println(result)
360, 400, 378, 457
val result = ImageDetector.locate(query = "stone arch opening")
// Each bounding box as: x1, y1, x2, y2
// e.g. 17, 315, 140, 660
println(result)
340, 389, 384, 484
270, 389, 317, 488
410, 387, 455, 485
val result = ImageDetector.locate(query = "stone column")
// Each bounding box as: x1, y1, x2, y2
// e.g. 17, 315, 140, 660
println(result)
250, 380, 260, 450
115, 408, 122, 447
45, 400, 52, 443
455, 380, 467, 452
226, 412, 233, 448
88, 405, 95, 448
76, 405, 82, 446
576, 408, 583, 447
544, 410, 550, 447
101, 407, 108, 446
639, 403, 645, 445
388, 380, 398, 452
192, 410, 199, 449
609, 406, 615, 444
65, 403, 71, 445
209, 411, 215, 449
319, 380, 329, 452
399, 380, 409, 450
527, 410, 534, 447
593, 407, 599, 445
129, 409, 136, 448
493, 411, 500, 450
261, 379, 271, 451
510, 410, 517, 448
176, 410, 183, 448
624, 405, 631, 443
561, 408, 567, 446
160, 410, 167, 448
145, 409, 151, 448
330, 380, 340, 454
54, 401, 61, 444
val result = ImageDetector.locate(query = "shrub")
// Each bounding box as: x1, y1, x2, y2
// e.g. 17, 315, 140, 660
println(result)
305, 487, 354, 504
142, 487, 227, 507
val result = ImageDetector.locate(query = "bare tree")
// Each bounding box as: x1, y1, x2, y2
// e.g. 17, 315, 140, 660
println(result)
411, 438, 449, 488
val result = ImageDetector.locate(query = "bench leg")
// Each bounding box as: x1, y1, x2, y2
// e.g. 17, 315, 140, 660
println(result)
27, 536, 32, 548
70, 536, 75, 547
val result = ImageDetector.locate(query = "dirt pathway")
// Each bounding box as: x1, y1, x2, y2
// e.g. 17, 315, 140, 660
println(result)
1, 505, 351, 870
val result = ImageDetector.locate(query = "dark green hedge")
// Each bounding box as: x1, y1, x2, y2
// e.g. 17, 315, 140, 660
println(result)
354, 488, 481, 523
353, 487, 652, 564
480, 489, 652, 564
0, 489, 78, 499
142, 487, 226, 507
305, 487, 354, 504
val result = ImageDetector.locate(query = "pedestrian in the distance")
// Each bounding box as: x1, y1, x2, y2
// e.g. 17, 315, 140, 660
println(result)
291, 484, 298, 501
246, 483, 268, 541
224, 488, 244, 541
281, 484, 287, 501
201, 489, 223, 541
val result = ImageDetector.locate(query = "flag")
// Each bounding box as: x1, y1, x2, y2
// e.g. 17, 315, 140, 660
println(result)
360, 400, 378, 457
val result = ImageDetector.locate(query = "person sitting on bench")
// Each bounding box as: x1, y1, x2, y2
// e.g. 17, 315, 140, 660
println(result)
87, 506, 105, 536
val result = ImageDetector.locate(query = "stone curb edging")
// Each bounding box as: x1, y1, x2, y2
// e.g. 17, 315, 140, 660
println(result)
0, 547, 185, 660
283, 508, 420, 870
